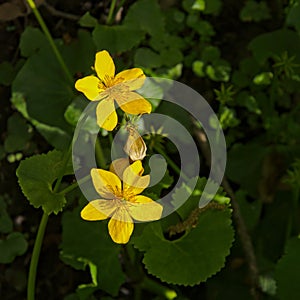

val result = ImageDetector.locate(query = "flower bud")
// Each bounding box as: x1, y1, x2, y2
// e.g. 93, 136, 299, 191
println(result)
124, 125, 147, 161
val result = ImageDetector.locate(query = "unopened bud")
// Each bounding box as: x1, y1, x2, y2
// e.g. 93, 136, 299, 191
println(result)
124, 125, 147, 161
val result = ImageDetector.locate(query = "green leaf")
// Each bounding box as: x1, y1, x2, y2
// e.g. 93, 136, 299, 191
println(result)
253, 72, 273, 85
286, 0, 300, 33
193, 60, 205, 77
192, 0, 205, 11
61, 207, 126, 296
123, 0, 165, 37
187, 16, 215, 38
19, 26, 47, 57
92, 25, 144, 54
14, 29, 94, 132
240, 1, 271, 22
78, 12, 98, 28
133, 208, 234, 285
161, 48, 183, 67
248, 29, 300, 64
202, 46, 221, 62
0, 197, 13, 234
275, 236, 300, 300
0, 232, 28, 264
16, 150, 72, 214
12, 44, 74, 130
134, 48, 162, 68
219, 106, 240, 129
62, 30, 96, 75
202, 0, 222, 15
236, 91, 262, 114
64, 95, 88, 127
11, 92, 71, 150
206, 59, 231, 82
4, 113, 33, 153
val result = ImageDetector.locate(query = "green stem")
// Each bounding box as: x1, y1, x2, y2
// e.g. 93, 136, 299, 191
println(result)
26, 0, 73, 84
54, 144, 72, 192
141, 276, 177, 300
106, 0, 117, 25
154, 145, 189, 181
95, 138, 106, 168
58, 173, 92, 195
59, 181, 78, 195
27, 145, 72, 300
27, 212, 49, 300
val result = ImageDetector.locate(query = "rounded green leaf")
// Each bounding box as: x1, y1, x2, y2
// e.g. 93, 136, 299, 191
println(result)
16, 150, 72, 214
0, 232, 28, 264
133, 208, 234, 285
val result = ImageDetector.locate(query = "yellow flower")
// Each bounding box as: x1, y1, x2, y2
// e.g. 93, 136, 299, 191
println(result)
124, 124, 147, 161
75, 50, 152, 131
81, 161, 163, 244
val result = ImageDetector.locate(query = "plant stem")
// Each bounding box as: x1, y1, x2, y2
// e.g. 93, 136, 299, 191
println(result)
27, 145, 72, 300
58, 172, 94, 195
58, 181, 78, 195
26, 0, 73, 84
154, 145, 189, 181
95, 138, 107, 168
106, 0, 117, 25
27, 212, 49, 300
141, 276, 177, 300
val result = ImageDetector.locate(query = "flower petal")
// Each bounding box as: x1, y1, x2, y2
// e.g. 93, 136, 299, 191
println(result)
75, 76, 102, 100
91, 168, 122, 198
127, 195, 163, 221
109, 157, 130, 179
116, 92, 152, 115
115, 68, 146, 90
95, 50, 115, 82
123, 161, 150, 196
108, 208, 134, 244
96, 99, 118, 131
81, 199, 117, 220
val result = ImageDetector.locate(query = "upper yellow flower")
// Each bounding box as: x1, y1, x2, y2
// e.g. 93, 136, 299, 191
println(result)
75, 50, 152, 131
81, 160, 163, 244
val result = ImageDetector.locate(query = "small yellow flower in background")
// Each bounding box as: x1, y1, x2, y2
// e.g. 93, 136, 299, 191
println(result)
75, 50, 152, 131
81, 160, 163, 244
124, 124, 147, 161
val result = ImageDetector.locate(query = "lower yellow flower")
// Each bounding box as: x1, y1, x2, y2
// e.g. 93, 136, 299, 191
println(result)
81, 161, 163, 244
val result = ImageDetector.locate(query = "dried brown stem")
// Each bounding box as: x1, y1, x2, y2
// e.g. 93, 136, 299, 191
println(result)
194, 129, 260, 300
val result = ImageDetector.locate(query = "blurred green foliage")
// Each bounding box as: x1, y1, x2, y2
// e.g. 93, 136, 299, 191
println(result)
0, 0, 300, 299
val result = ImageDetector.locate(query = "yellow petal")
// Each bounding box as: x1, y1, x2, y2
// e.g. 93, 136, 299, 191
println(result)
96, 99, 118, 131
108, 208, 134, 244
95, 50, 115, 83
109, 158, 130, 179
123, 161, 150, 196
80, 199, 117, 220
115, 68, 146, 90
127, 196, 163, 221
116, 92, 152, 115
75, 76, 102, 100
91, 168, 122, 198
